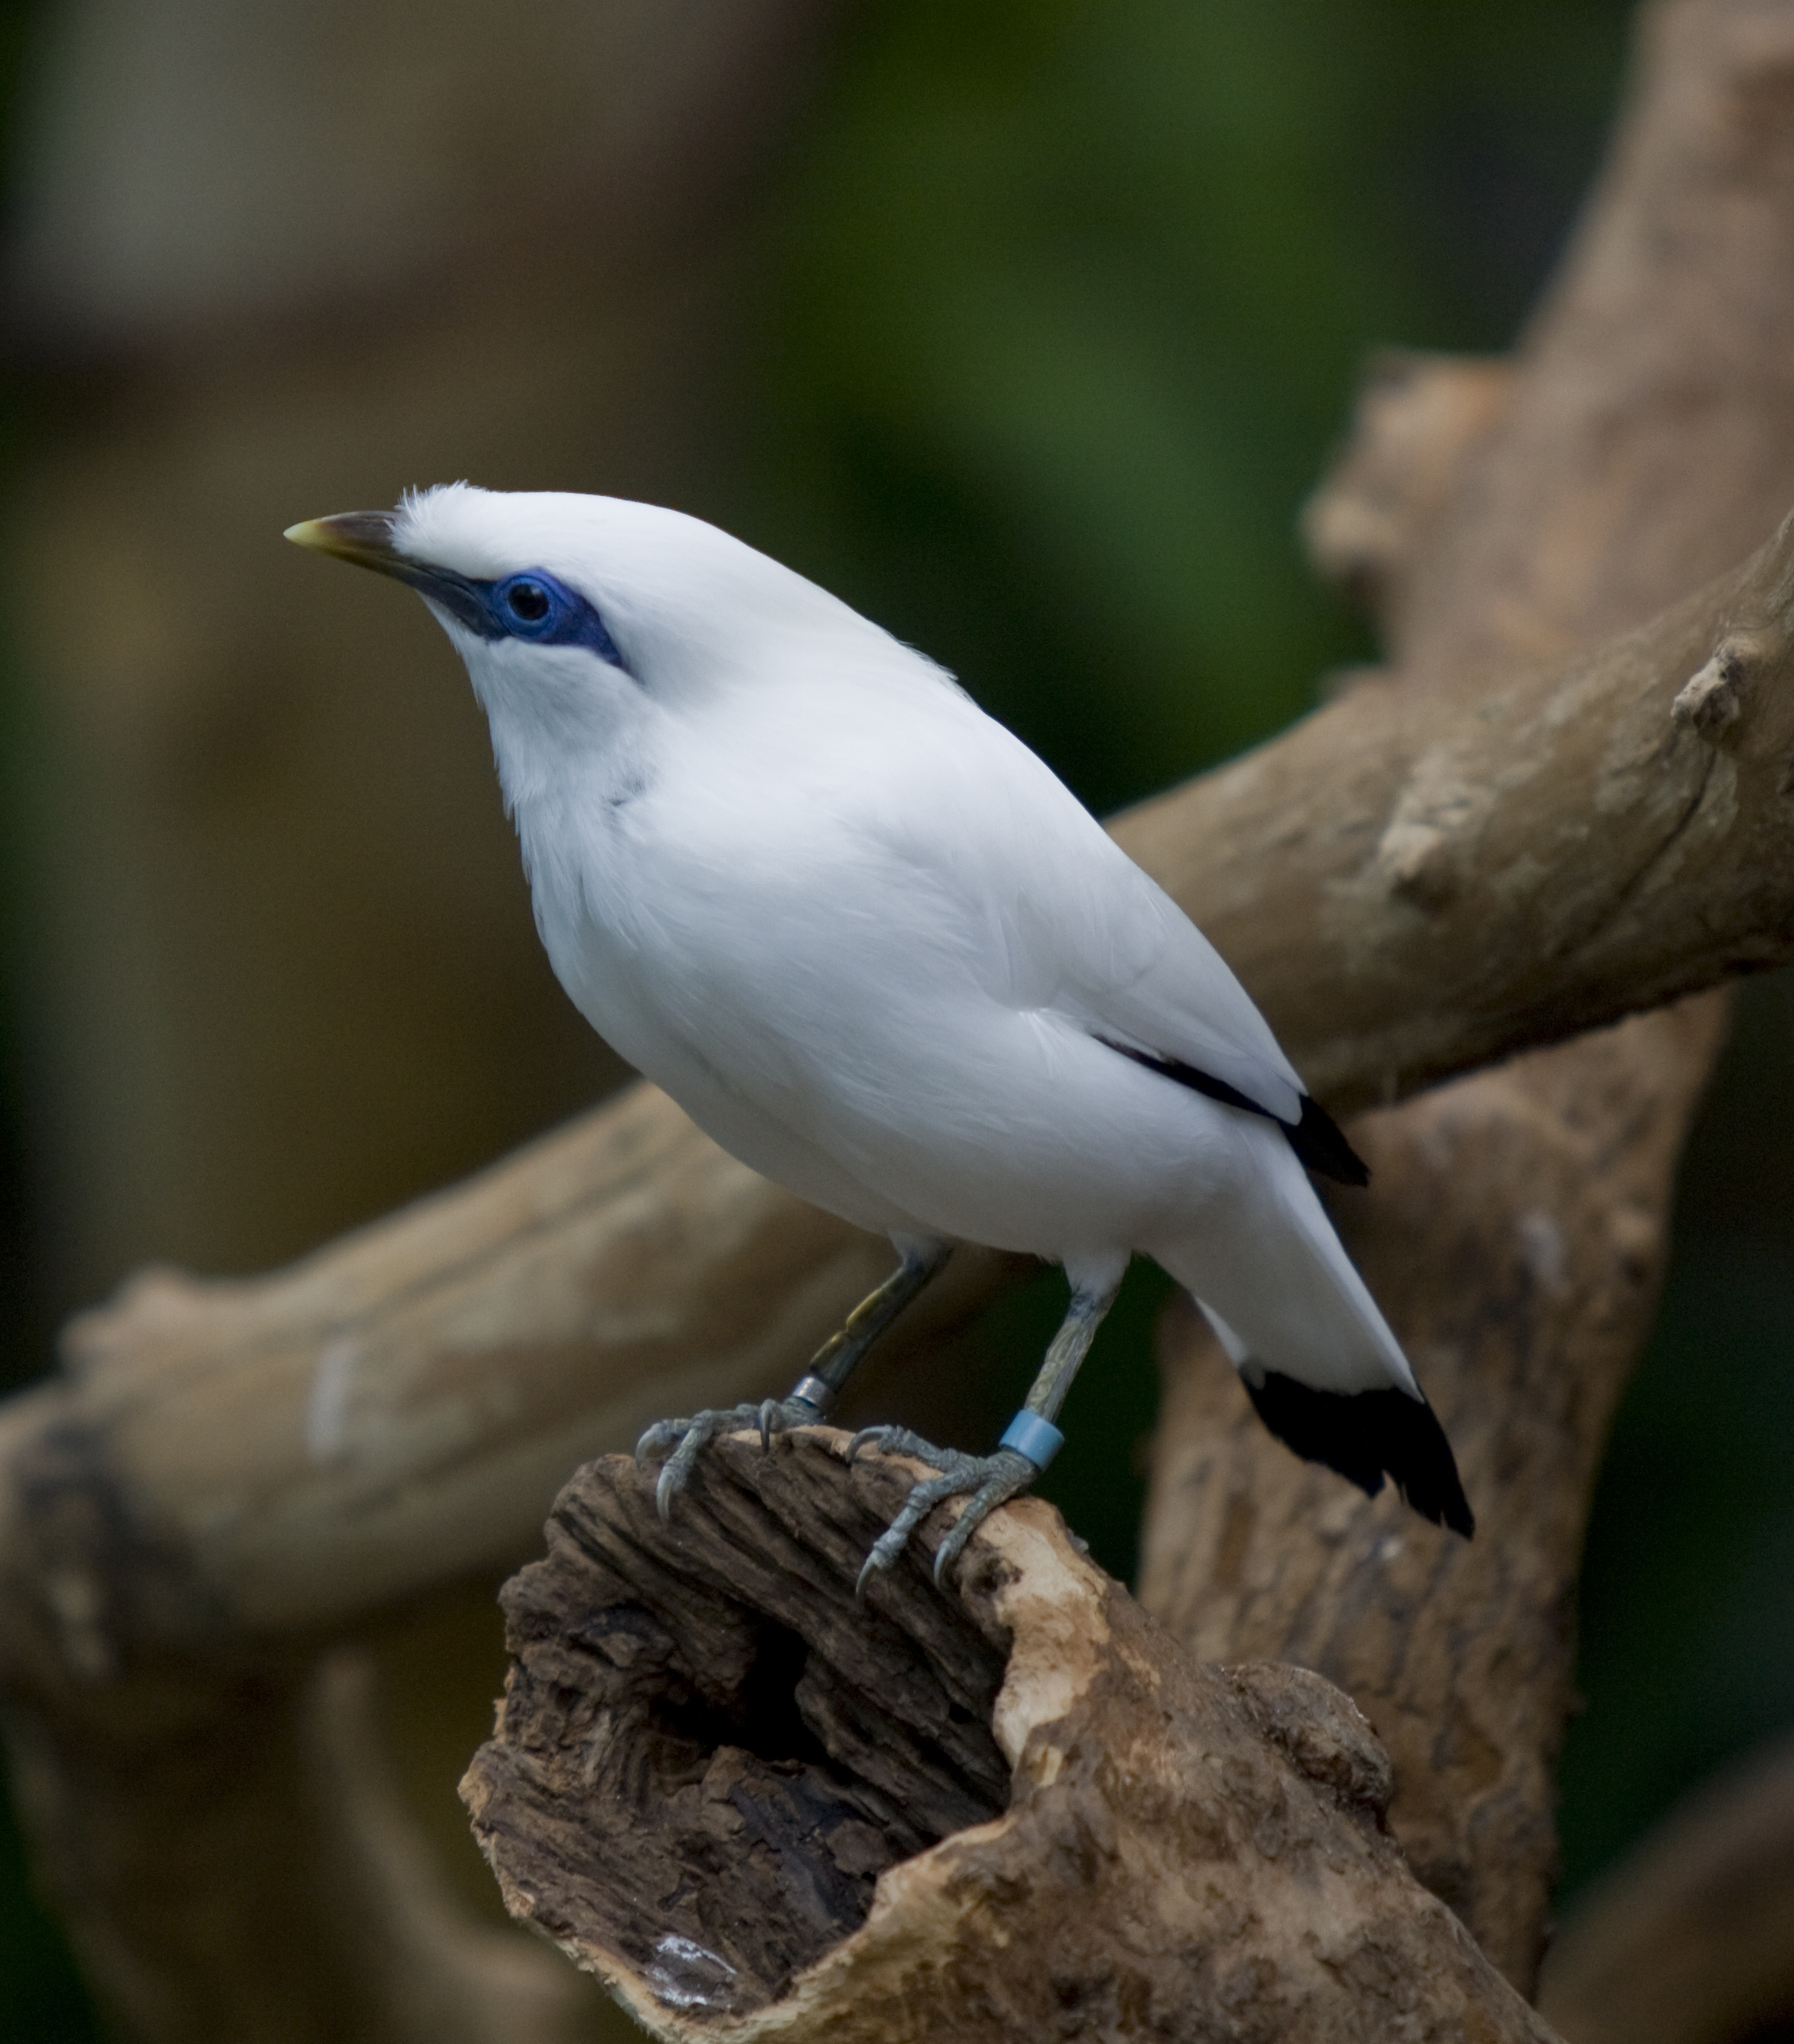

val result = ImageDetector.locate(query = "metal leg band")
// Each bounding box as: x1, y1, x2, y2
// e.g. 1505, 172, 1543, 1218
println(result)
788, 1374, 837, 1416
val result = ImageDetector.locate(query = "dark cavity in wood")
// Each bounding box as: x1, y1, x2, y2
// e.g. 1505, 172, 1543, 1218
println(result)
463, 1430, 1011, 2018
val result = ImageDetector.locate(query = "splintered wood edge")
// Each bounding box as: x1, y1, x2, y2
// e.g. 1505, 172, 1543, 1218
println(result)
462, 1430, 1558, 2044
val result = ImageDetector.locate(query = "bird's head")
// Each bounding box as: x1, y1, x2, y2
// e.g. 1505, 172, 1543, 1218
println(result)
287, 484, 876, 738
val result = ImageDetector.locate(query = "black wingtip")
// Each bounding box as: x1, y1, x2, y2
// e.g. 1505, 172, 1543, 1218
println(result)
1288, 1096, 1370, 1188
1092, 1037, 1369, 1188
1242, 1370, 1474, 1538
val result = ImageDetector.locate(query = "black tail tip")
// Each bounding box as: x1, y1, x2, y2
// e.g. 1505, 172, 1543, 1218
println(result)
1242, 1369, 1474, 1538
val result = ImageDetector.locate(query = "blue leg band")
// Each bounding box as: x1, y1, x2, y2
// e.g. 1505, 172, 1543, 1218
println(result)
1000, 1411, 1065, 1470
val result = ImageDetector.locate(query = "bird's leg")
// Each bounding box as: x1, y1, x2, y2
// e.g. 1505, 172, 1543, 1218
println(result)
635, 1240, 951, 1520
852, 1272, 1122, 1592
787, 1237, 954, 1419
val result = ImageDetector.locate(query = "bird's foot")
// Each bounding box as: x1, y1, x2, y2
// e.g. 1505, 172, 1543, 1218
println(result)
847, 1426, 1040, 1591
635, 1394, 824, 1522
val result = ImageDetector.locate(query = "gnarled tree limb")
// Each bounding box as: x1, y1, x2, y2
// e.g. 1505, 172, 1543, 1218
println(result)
1141, 995, 1730, 1986
464, 1432, 1561, 2044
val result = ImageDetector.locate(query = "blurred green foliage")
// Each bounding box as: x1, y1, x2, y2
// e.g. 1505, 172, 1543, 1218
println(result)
5, 0, 1793, 2033
745, 0, 1630, 804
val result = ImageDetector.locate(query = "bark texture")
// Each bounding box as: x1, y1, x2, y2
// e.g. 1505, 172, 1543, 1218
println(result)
464, 1432, 1559, 2044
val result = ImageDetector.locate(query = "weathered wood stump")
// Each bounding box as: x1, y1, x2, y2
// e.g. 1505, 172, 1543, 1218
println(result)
462, 1428, 1558, 2042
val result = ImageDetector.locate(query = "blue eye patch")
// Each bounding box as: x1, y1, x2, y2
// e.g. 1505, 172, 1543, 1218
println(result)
392, 560, 627, 669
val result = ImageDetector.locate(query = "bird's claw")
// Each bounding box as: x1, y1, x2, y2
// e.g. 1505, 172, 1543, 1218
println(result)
849, 1428, 1040, 1594
634, 1397, 822, 1522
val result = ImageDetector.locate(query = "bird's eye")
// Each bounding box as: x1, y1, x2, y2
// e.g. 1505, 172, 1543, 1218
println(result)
484, 568, 626, 669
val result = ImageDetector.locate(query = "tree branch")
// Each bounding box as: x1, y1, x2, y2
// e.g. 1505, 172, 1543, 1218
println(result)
463, 1432, 1560, 2044
1117, 508, 1793, 1111
1140, 994, 1730, 1987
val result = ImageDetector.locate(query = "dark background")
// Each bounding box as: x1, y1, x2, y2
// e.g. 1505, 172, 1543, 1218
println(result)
0, 2, 1787, 2032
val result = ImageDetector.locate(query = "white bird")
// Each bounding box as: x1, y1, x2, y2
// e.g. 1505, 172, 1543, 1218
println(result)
287, 486, 1473, 1583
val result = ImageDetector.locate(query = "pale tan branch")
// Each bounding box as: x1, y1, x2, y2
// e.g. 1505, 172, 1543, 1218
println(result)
1299, 350, 1513, 627
1118, 509, 1794, 1111
0, 1622, 607, 2042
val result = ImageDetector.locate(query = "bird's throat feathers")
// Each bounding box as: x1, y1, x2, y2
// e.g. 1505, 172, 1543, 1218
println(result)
459, 625, 655, 813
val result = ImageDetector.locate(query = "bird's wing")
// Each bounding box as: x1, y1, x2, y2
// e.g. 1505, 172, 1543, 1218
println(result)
1025, 830, 1306, 1125
992, 790, 1381, 1181
869, 705, 1308, 1126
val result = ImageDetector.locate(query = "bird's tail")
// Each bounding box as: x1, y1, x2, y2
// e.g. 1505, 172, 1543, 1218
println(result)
1152, 1124, 1473, 1536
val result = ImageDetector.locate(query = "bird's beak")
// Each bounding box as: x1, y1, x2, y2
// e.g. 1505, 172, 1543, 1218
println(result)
286, 506, 496, 637
284, 509, 410, 576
